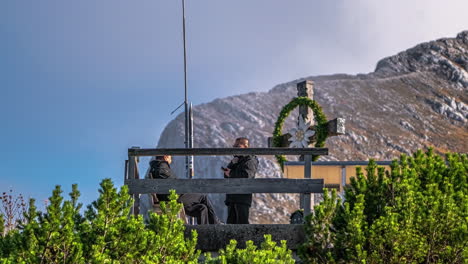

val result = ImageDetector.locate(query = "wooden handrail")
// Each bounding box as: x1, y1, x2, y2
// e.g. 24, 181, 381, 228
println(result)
128, 147, 328, 157
125, 178, 324, 195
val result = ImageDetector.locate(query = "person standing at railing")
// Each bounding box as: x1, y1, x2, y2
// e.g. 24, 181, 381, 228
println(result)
223, 137, 258, 224
149, 155, 222, 225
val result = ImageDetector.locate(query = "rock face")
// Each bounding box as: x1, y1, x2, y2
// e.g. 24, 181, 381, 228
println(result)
375, 31, 468, 89
154, 31, 468, 224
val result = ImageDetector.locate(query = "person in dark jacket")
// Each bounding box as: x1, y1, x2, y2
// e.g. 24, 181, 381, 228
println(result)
149, 155, 222, 225
223, 137, 258, 224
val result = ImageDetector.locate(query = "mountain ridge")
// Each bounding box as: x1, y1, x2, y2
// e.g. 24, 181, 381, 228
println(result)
153, 31, 467, 223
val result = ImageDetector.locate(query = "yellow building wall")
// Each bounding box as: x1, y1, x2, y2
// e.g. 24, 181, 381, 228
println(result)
284, 165, 342, 184
344, 166, 391, 184
284, 165, 392, 186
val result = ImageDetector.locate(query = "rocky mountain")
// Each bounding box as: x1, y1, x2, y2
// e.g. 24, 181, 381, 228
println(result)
153, 31, 468, 224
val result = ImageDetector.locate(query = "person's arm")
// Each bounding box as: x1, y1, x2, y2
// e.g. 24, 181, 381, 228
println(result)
226, 159, 236, 177
222, 167, 231, 178
160, 163, 176, 179
227, 159, 236, 169
237, 158, 258, 179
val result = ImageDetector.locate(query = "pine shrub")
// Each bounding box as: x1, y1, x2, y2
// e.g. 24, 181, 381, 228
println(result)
299, 149, 468, 263
0, 179, 296, 263
0, 180, 200, 263
204, 234, 295, 264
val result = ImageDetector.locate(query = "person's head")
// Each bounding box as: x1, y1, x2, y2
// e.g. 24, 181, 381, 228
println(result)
155, 155, 172, 164
233, 137, 249, 148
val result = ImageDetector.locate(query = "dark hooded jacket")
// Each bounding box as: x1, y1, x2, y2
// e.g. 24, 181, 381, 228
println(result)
149, 160, 177, 201
224, 155, 258, 206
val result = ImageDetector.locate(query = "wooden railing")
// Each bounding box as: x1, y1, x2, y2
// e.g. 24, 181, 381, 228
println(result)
125, 147, 330, 250
126, 178, 324, 195
128, 147, 328, 156
125, 147, 328, 216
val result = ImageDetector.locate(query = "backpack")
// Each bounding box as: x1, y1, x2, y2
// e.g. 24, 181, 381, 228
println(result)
149, 162, 157, 179
290, 210, 304, 224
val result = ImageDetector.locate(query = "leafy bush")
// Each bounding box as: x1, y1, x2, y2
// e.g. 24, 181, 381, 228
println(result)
299, 149, 467, 263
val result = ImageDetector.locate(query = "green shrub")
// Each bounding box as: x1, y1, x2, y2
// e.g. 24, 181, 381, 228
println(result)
142, 191, 199, 263
204, 234, 295, 264
0, 180, 199, 263
1, 179, 296, 263
299, 149, 468, 263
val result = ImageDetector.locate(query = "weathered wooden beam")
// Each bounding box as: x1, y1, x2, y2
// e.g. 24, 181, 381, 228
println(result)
133, 162, 140, 216
324, 183, 340, 190
184, 224, 305, 251
297, 80, 314, 124
267, 134, 292, 148
125, 178, 324, 195
128, 147, 328, 157
327, 117, 346, 136
303, 155, 312, 216
128, 157, 136, 182
128, 155, 140, 216
124, 160, 128, 181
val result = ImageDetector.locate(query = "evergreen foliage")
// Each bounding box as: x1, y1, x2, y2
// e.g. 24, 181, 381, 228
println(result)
204, 234, 295, 264
0, 180, 295, 263
0, 180, 200, 263
272, 96, 329, 168
299, 149, 468, 263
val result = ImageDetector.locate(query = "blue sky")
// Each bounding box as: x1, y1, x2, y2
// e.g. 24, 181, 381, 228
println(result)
1, 0, 467, 208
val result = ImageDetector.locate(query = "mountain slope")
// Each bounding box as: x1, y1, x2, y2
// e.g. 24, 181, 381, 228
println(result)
155, 31, 468, 223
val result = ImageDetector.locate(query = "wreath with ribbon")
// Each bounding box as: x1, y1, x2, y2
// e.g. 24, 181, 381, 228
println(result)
272, 97, 328, 169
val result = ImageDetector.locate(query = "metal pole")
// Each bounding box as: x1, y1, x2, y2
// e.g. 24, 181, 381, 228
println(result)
182, 1, 194, 225
189, 103, 194, 179
182, 0, 190, 178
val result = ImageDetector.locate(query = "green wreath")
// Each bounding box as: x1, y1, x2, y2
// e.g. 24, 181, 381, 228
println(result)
272, 97, 328, 169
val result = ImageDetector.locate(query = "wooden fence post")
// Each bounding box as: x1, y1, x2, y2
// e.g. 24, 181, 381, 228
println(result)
128, 147, 140, 216
124, 160, 128, 181
303, 154, 312, 216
